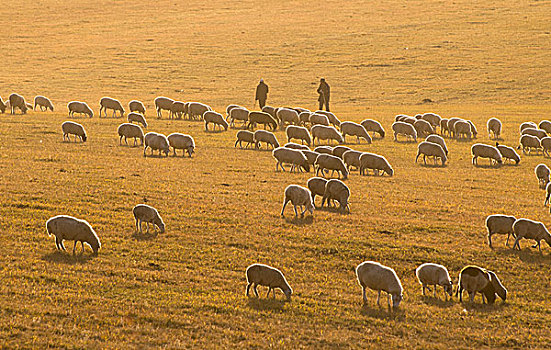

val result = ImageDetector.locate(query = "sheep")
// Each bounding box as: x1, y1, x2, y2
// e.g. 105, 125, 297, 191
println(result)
322, 179, 350, 213
280, 184, 314, 218
440, 118, 450, 136
402, 116, 417, 125
314, 154, 349, 180
246, 263, 292, 301
545, 182, 551, 210
522, 127, 547, 140
356, 261, 403, 310
395, 114, 411, 122
127, 112, 148, 128
46, 215, 101, 255
492, 143, 519, 165
414, 119, 434, 138
456, 266, 506, 304
293, 107, 309, 114
8, 93, 28, 114
118, 123, 144, 146
143, 132, 169, 157
67, 101, 93, 118
167, 133, 195, 157
307, 177, 328, 206
314, 146, 333, 154
155, 97, 175, 118
272, 147, 310, 172
261, 105, 278, 120
302, 150, 320, 167
284, 142, 310, 150
311, 125, 344, 145
133, 204, 165, 234
538, 120, 551, 134
99, 97, 125, 118
416, 141, 447, 166
392, 121, 417, 142
415, 263, 453, 299
359, 153, 393, 176
487, 118, 502, 139
468, 120, 478, 138
247, 111, 278, 131
0, 97, 6, 113
277, 108, 300, 127
360, 119, 385, 138
342, 150, 363, 172
535, 163, 550, 189
34, 95, 54, 111
235, 130, 256, 149
420, 113, 442, 129
309, 113, 330, 126
541, 137, 551, 157
471, 143, 502, 166
226, 104, 241, 117
188, 102, 212, 120
512, 218, 551, 253
286, 125, 311, 146
204, 111, 229, 131
62, 121, 87, 142
486, 214, 517, 248
518, 134, 542, 155
454, 120, 472, 139
425, 134, 448, 155
299, 111, 312, 126
316, 110, 341, 127
254, 130, 279, 149
447, 117, 463, 138
519, 121, 538, 133
228, 107, 249, 128
169, 101, 186, 119
129, 100, 146, 115
340, 121, 372, 144
332, 145, 352, 159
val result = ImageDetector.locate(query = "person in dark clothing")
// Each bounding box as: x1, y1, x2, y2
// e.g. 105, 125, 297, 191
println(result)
255, 79, 269, 108
317, 78, 330, 111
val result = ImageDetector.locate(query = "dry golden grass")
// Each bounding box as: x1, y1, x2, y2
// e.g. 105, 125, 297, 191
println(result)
1, 0, 551, 348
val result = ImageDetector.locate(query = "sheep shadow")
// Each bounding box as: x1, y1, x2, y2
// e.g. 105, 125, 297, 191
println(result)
282, 215, 314, 226
246, 297, 286, 312
499, 246, 551, 264
459, 300, 508, 313
314, 206, 349, 215
393, 140, 417, 144
455, 138, 475, 143
417, 162, 447, 168
204, 129, 226, 134
131, 230, 159, 241
359, 304, 405, 321
420, 295, 455, 308
42, 250, 95, 264
472, 163, 501, 169
143, 154, 169, 159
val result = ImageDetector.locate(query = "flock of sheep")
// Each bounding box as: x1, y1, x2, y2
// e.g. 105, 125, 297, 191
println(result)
3, 91, 551, 311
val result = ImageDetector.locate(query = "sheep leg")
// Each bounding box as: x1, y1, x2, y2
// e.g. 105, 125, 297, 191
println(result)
293, 205, 299, 218
387, 293, 392, 310
253, 284, 259, 297
81, 241, 85, 254
362, 287, 367, 304
266, 288, 271, 298
135, 218, 139, 232
281, 199, 289, 216
376, 290, 381, 307
72, 241, 78, 255
488, 233, 493, 248
146, 222, 150, 233
55, 237, 62, 250
59, 240, 66, 251
422, 285, 426, 296
433, 285, 437, 298
512, 236, 521, 250
469, 292, 475, 303
246, 283, 252, 296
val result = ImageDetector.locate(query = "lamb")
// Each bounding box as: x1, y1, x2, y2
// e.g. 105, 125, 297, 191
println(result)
302, 150, 320, 167
133, 204, 165, 234
309, 113, 330, 126
307, 177, 328, 206
34, 95, 54, 111
254, 130, 279, 149
314, 146, 333, 154
118, 123, 144, 146
46, 215, 100, 255
277, 108, 300, 127
332, 145, 352, 158
316, 110, 341, 127
235, 130, 256, 149
425, 134, 448, 155
143, 132, 169, 157
522, 127, 547, 139
487, 118, 502, 139
420, 113, 442, 129
360, 119, 385, 138
247, 111, 278, 131
535, 163, 550, 189
518, 134, 542, 154
471, 143, 502, 166
340, 121, 372, 144
167, 133, 195, 157
99, 97, 125, 118
280, 184, 314, 218
512, 218, 551, 253
311, 125, 344, 145
440, 118, 450, 136
284, 142, 310, 150
169, 101, 186, 119
414, 119, 434, 138
154, 96, 175, 118
392, 121, 417, 142
67, 101, 93, 118
9, 93, 28, 114
416, 141, 447, 166
342, 150, 363, 172
322, 179, 350, 213
519, 121, 537, 133
204, 111, 229, 131
246, 263, 293, 301
127, 112, 148, 128
129, 100, 146, 115
415, 263, 453, 299
314, 154, 349, 180
228, 107, 249, 128
62, 121, 87, 142
541, 137, 551, 157
454, 120, 472, 139
355, 261, 403, 310
496, 143, 521, 164
286, 125, 312, 146
359, 153, 393, 176
538, 120, 551, 134
188, 102, 212, 120
456, 266, 507, 304
272, 147, 310, 172
486, 214, 517, 248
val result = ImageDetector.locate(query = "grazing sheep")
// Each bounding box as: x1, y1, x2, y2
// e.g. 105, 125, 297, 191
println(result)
293, 107, 309, 114
440, 118, 450, 136
535, 164, 550, 189
456, 266, 506, 304
342, 150, 363, 172
395, 114, 411, 122
188, 102, 212, 120
313, 146, 333, 154
486, 214, 517, 248
67, 101, 93, 118
133, 204, 165, 234
392, 122, 417, 142
300, 150, 319, 168
545, 182, 551, 210
228, 107, 249, 128
309, 113, 330, 126
280, 184, 314, 217
447, 117, 463, 138
299, 111, 312, 126
420, 113, 442, 129
487, 118, 502, 139
471, 143, 502, 166
118, 123, 144, 146
169, 101, 186, 119
254, 130, 279, 149
425, 134, 448, 155
277, 108, 300, 127
286, 125, 312, 146
154, 97, 175, 118
129, 100, 146, 115
46, 215, 101, 255
454, 120, 472, 139
316, 110, 341, 127
415, 263, 453, 299
401, 116, 417, 125
246, 263, 292, 301
314, 154, 349, 179
414, 119, 434, 138
416, 141, 447, 166
495, 143, 521, 164
226, 104, 242, 117
467, 120, 478, 138
8, 93, 28, 114
261, 105, 278, 120
247, 111, 278, 131
322, 179, 350, 213
167, 133, 195, 157
541, 137, 551, 157
522, 127, 547, 140
360, 119, 385, 138
284, 142, 310, 150
0, 97, 6, 113
519, 121, 538, 133
307, 177, 328, 206
332, 145, 352, 159
204, 111, 229, 131
512, 218, 551, 253
99, 97, 125, 118
311, 125, 344, 145
356, 261, 403, 310
62, 121, 87, 142
235, 130, 256, 149
518, 134, 542, 154
34, 95, 54, 111
538, 120, 551, 134
143, 132, 169, 157
359, 153, 393, 176
272, 147, 310, 172
340, 121, 372, 144
127, 112, 148, 128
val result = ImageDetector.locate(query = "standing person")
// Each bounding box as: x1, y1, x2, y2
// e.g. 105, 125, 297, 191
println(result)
317, 78, 330, 111
255, 79, 269, 109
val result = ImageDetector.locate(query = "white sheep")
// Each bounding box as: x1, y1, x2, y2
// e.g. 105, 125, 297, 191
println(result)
513, 218, 551, 253
314, 154, 349, 180
392, 121, 417, 142
332, 145, 351, 159
34, 95, 54, 112
518, 134, 542, 154
302, 150, 320, 167
311, 125, 344, 145
359, 153, 393, 176
8, 93, 28, 114
519, 121, 537, 133
415, 263, 453, 299
143, 132, 169, 157
468, 120, 478, 138
235, 130, 256, 149
62, 121, 87, 142
456, 266, 507, 304
169, 101, 186, 119
454, 120, 472, 139
261, 105, 277, 120
167, 133, 195, 157
299, 111, 312, 126
420, 113, 442, 129
414, 119, 434, 138
541, 137, 551, 157
188, 102, 212, 120
356, 261, 403, 310
99, 97, 125, 118
117, 123, 144, 146
535, 163, 550, 189
521, 127, 547, 139
425, 134, 448, 155
246, 263, 292, 301
133, 204, 165, 234
280, 184, 314, 217
254, 130, 279, 149
538, 120, 551, 134
416, 141, 447, 166
272, 147, 310, 172
46, 215, 100, 255
496, 143, 520, 164
340, 121, 372, 144
487, 118, 502, 139
228, 107, 249, 128
315, 110, 341, 127
322, 179, 350, 213
307, 177, 328, 206
127, 112, 148, 128
360, 119, 385, 138
471, 143, 502, 166
226, 104, 242, 117
440, 118, 450, 136
447, 117, 463, 138
67, 101, 93, 118
204, 111, 228, 131
486, 214, 517, 248
129, 100, 146, 115
0, 96, 6, 113
247, 111, 278, 131
154, 97, 175, 118
545, 182, 551, 210
277, 108, 300, 127
286, 125, 312, 146
284, 142, 310, 150
342, 150, 363, 172
309, 113, 330, 126
313, 146, 333, 154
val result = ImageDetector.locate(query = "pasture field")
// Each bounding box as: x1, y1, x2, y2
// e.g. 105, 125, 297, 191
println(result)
1, 0, 551, 348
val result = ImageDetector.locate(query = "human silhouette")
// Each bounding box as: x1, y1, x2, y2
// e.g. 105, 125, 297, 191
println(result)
255, 79, 269, 108
317, 78, 330, 111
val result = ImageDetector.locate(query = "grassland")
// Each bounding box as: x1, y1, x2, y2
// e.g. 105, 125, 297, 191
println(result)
1, 0, 551, 348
